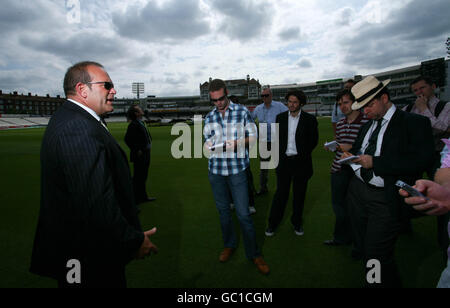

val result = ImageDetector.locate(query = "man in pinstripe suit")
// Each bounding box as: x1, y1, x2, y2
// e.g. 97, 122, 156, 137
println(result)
30, 61, 158, 288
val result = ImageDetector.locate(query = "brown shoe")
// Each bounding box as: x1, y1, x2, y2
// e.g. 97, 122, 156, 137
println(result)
253, 256, 270, 275
219, 248, 234, 263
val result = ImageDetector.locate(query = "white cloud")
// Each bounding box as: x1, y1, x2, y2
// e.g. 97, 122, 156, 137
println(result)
0, 0, 448, 98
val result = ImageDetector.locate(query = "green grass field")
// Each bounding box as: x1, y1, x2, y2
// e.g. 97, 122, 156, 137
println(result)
0, 118, 445, 288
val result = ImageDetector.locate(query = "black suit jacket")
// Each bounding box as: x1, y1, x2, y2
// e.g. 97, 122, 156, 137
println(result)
30, 101, 144, 280
124, 119, 152, 162
276, 111, 319, 179
350, 108, 435, 218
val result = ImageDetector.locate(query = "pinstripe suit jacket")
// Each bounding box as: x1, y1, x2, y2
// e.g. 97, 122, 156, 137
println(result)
30, 101, 144, 280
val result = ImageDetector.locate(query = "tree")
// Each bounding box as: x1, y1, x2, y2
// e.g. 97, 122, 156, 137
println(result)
447, 37, 450, 58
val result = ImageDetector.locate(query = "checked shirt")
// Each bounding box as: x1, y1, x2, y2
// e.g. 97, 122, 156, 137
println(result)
204, 102, 257, 176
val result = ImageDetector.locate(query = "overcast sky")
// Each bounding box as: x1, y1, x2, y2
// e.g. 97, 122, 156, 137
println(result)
0, 0, 449, 98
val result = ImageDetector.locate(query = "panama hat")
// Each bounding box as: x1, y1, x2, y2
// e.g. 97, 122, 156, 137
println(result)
351, 76, 391, 110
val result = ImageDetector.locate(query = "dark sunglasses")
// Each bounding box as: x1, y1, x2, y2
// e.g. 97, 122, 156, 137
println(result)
210, 95, 227, 103
261, 94, 270, 98
87, 81, 115, 90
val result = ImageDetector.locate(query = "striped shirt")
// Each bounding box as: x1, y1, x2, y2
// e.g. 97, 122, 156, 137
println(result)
204, 102, 257, 176
331, 112, 369, 173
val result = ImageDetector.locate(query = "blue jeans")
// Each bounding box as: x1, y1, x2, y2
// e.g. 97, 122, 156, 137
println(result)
208, 170, 260, 260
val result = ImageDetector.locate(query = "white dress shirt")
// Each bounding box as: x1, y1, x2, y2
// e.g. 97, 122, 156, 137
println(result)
286, 111, 301, 156
67, 99, 108, 131
355, 104, 396, 187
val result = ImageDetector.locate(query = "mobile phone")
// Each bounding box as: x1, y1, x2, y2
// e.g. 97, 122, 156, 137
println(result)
395, 180, 429, 200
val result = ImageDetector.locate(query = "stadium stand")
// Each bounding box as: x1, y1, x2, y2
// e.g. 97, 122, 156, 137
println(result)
26, 117, 50, 126
0, 117, 49, 130
104, 116, 127, 123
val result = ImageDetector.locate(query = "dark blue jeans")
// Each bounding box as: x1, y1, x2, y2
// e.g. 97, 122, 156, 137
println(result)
208, 170, 260, 260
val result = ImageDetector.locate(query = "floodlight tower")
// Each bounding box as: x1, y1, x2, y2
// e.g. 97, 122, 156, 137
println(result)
132, 82, 144, 99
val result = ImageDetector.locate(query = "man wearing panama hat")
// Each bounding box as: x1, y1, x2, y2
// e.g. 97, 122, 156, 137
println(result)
341, 75, 435, 287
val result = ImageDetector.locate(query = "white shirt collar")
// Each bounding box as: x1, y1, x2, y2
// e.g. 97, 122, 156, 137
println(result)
289, 110, 301, 118
382, 104, 396, 122
67, 98, 101, 122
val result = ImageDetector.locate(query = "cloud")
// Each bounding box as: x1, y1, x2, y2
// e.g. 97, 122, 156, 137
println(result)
278, 27, 302, 41
0, 1, 63, 35
339, 0, 450, 70
20, 32, 129, 64
209, 0, 274, 42
297, 59, 312, 68
112, 0, 211, 43
335, 7, 355, 27
0, 0, 448, 98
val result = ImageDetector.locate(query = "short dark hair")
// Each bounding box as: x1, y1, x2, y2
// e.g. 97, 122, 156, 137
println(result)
63, 61, 104, 97
336, 89, 355, 102
285, 90, 307, 106
410, 76, 435, 88
345, 79, 356, 85
229, 95, 239, 104
209, 79, 227, 93
126, 105, 140, 121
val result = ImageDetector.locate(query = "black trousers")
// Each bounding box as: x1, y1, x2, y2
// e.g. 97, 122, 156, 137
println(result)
347, 176, 402, 288
133, 149, 151, 203
246, 167, 256, 207
330, 168, 353, 244
268, 157, 309, 230
258, 141, 271, 191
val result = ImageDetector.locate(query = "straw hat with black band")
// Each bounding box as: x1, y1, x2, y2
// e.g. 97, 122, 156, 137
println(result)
351, 76, 391, 110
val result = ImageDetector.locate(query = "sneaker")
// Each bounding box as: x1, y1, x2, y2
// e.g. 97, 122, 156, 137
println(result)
249, 206, 256, 214
294, 226, 304, 236
265, 227, 275, 237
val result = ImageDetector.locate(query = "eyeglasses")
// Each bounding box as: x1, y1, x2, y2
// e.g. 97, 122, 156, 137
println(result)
261, 94, 270, 98
87, 81, 115, 90
210, 95, 227, 103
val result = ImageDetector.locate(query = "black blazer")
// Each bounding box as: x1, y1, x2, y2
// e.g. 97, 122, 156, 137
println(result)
350, 108, 435, 218
30, 101, 144, 280
124, 119, 152, 162
276, 111, 319, 179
